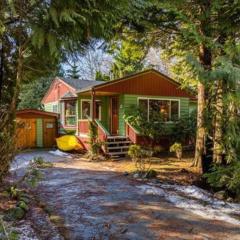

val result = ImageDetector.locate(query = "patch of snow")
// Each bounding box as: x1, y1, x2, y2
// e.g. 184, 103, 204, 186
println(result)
10, 160, 32, 171
10, 154, 35, 171
12, 221, 39, 240
49, 149, 72, 158
137, 184, 240, 225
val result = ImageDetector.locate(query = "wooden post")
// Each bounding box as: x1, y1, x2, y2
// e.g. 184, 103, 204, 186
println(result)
91, 89, 96, 121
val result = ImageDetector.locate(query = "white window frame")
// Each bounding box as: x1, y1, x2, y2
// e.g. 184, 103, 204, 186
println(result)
52, 104, 58, 113
64, 100, 77, 127
138, 97, 181, 122
80, 99, 102, 120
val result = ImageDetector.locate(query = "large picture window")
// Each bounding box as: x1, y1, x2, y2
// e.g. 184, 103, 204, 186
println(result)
65, 101, 76, 126
81, 100, 101, 120
138, 98, 180, 122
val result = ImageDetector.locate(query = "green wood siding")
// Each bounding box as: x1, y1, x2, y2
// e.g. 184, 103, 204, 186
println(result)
101, 96, 110, 131
77, 94, 191, 136
36, 118, 43, 147
118, 94, 190, 135
44, 101, 59, 113
119, 95, 125, 135
189, 101, 197, 114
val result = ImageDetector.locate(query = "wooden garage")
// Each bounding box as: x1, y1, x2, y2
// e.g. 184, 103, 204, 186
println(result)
16, 109, 58, 149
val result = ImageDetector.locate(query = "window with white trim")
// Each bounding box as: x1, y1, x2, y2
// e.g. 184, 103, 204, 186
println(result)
65, 101, 76, 126
81, 100, 91, 119
81, 100, 102, 120
138, 98, 180, 122
52, 104, 58, 113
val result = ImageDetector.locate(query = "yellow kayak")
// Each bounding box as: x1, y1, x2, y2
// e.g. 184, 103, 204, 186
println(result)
56, 135, 82, 151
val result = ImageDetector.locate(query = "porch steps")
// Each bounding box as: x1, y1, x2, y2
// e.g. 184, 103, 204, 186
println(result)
104, 136, 132, 157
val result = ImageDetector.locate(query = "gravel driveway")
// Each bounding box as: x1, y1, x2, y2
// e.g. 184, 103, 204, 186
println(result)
12, 150, 240, 240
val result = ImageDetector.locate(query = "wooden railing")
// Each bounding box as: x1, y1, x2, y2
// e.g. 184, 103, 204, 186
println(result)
78, 118, 109, 141
125, 121, 140, 144
95, 119, 110, 142
78, 120, 89, 135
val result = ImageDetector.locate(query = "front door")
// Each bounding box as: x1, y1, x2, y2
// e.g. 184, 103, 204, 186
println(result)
110, 97, 119, 135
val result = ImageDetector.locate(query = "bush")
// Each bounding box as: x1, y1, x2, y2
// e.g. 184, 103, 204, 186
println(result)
124, 105, 167, 140
87, 121, 104, 160
124, 105, 197, 146
204, 161, 240, 199
33, 156, 53, 168
128, 144, 154, 178
171, 110, 197, 145
170, 142, 183, 160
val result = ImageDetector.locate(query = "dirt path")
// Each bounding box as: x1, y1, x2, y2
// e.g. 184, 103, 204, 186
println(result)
12, 151, 240, 240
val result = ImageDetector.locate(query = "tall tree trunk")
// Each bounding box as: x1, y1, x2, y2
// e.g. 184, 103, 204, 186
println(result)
194, 81, 205, 172
10, 46, 24, 113
213, 79, 223, 163
0, 39, 4, 101
0, 45, 24, 180
193, 43, 212, 173
193, 0, 212, 173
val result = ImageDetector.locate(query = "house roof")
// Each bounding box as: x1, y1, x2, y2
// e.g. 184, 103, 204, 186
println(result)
16, 109, 59, 118
60, 91, 77, 100
77, 69, 196, 100
60, 77, 104, 90
41, 77, 104, 104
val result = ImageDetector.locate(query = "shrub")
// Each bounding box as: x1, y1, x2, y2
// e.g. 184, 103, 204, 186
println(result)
33, 157, 53, 168
153, 145, 164, 155
124, 105, 196, 147
128, 144, 153, 177
170, 143, 183, 160
88, 121, 104, 160
124, 105, 167, 140
171, 110, 197, 145
204, 161, 240, 199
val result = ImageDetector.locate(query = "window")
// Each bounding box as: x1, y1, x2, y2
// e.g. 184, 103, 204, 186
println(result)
149, 99, 170, 121
139, 99, 148, 120
81, 100, 91, 119
65, 101, 76, 126
171, 101, 179, 121
81, 100, 102, 120
95, 101, 102, 120
138, 98, 179, 122
52, 104, 58, 113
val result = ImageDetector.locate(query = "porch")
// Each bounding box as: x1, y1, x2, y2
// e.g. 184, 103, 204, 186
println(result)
77, 90, 139, 156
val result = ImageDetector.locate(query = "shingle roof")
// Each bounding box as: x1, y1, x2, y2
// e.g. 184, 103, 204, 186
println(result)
60, 77, 104, 90
61, 91, 77, 99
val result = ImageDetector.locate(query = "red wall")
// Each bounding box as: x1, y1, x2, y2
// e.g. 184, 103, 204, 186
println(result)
95, 71, 194, 99
42, 79, 75, 104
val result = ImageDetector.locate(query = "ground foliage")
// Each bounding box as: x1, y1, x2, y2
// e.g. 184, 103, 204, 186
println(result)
204, 161, 240, 200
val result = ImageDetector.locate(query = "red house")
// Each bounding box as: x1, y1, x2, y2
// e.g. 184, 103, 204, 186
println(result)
42, 70, 196, 155
41, 77, 103, 133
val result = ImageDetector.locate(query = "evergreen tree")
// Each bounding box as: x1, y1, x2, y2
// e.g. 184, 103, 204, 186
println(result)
0, 0, 129, 179
95, 71, 110, 81
108, 31, 152, 78
120, 0, 240, 172
18, 77, 53, 110
67, 62, 80, 79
